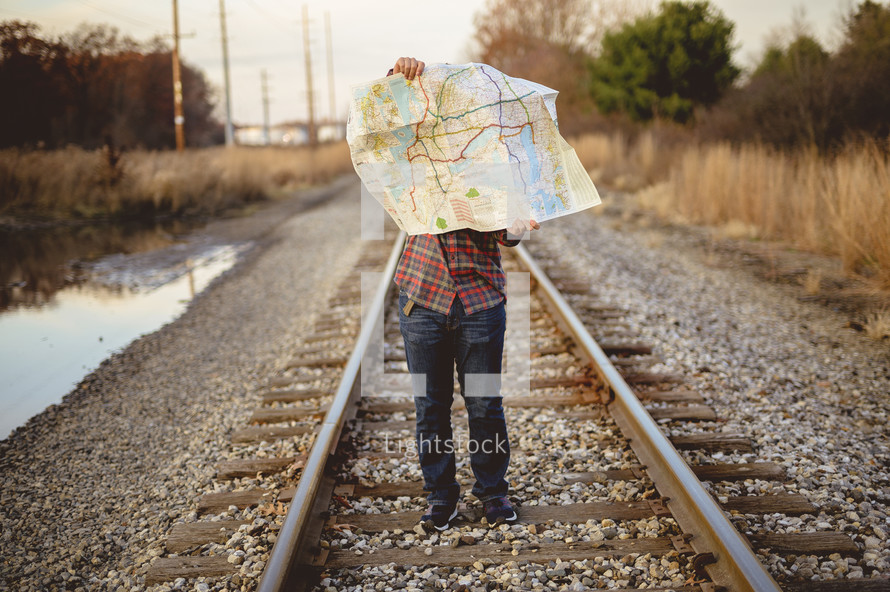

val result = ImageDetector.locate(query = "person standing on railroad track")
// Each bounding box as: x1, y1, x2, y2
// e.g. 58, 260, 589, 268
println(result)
388, 56, 541, 532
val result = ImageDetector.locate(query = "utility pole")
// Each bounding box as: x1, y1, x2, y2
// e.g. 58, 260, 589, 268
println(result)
218, 0, 234, 146
325, 11, 336, 127
171, 0, 185, 151
261, 69, 271, 145
302, 4, 316, 147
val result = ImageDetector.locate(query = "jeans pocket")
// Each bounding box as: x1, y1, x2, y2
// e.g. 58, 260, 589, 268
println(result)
399, 295, 441, 346
462, 303, 506, 344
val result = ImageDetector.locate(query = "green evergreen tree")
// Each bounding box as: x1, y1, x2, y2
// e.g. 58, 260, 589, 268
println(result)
833, 0, 890, 139
590, 1, 739, 123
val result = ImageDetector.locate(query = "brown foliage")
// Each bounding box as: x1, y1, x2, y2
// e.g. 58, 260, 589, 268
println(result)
0, 142, 353, 219
697, 1, 890, 151
0, 21, 220, 150
470, 0, 652, 135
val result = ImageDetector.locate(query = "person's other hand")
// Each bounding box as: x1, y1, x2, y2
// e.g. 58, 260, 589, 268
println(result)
392, 57, 425, 80
508, 218, 540, 236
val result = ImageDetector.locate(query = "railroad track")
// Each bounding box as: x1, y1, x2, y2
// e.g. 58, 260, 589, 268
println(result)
144, 232, 885, 592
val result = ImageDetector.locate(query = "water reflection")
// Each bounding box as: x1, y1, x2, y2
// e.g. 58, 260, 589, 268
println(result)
0, 236, 247, 440
0, 218, 206, 311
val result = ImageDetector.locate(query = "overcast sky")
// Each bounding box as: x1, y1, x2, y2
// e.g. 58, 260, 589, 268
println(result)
1, 0, 851, 126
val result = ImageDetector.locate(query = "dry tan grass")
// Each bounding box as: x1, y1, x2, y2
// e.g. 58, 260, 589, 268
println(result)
570, 132, 890, 288
0, 142, 353, 219
718, 219, 760, 241
572, 128, 678, 191
863, 308, 890, 340
803, 269, 823, 295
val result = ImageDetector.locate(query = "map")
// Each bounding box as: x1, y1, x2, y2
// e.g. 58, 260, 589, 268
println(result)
346, 63, 601, 235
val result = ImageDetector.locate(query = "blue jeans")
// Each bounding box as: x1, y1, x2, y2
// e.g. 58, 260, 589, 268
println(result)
398, 291, 511, 506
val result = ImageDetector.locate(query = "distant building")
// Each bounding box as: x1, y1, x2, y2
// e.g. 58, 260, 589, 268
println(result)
234, 121, 345, 146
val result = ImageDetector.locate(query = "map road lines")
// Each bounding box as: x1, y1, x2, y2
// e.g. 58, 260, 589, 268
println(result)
347, 62, 601, 236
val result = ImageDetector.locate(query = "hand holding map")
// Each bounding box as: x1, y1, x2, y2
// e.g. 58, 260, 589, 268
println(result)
347, 62, 601, 236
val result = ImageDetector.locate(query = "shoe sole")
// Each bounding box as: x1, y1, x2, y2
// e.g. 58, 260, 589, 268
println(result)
422, 507, 459, 532
485, 509, 518, 527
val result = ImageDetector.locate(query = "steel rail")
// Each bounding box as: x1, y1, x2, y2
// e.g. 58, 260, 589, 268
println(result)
258, 232, 406, 592
514, 243, 780, 592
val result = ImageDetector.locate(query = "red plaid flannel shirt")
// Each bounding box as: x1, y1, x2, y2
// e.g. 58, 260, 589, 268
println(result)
395, 230, 520, 315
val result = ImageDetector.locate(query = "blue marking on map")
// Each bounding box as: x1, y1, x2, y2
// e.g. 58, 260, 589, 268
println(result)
463, 127, 500, 160
448, 160, 473, 176
387, 78, 416, 125
535, 188, 567, 216
519, 126, 540, 182
387, 125, 417, 161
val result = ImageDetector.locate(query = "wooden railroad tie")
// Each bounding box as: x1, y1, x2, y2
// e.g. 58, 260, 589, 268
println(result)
197, 487, 296, 514
165, 520, 250, 553
551, 280, 594, 294
599, 342, 653, 356
322, 496, 822, 534
608, 355, 663, 368
260, 387, 328, 404
248, 405, 329, 424
690, 462, 786, 482
215, 456, 305, 480
746, 532, 859, 555
622, 372, 685, 386
669, 432, 753, 452
230, 424, 315, 444
304, 331, 351, 343
356, 420, 752, 455
168, 494, 820, 555
285, 354, 349, 369
145, 556, 235, 585
325, 538, 672, 568
636, 389, 704, 403
360, 393, 597, 415
647, 405, 718, 422
326, 501, 656, 532
782, 579, 890, 591
721, 494, 814, 515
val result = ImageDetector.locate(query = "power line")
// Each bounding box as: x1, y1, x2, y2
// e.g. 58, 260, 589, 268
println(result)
0, 7, 48, 20
239, 0, 298, 33
73, 0, 165, 29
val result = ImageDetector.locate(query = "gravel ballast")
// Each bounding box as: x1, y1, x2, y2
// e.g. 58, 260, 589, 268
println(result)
3, 179, 889, 591
531, 194, 890, 585
0, 177, 367, 591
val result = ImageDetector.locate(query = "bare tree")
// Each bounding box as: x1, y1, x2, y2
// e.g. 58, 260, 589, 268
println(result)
472, 0, 652, 60
469, 0, 652, 132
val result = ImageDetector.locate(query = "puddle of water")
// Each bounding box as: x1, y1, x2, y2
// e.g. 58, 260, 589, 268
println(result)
0, 218, 206, 311
0, 244, 245, 439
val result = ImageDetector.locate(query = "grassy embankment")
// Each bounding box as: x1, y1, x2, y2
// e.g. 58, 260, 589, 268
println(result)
5, 136, 888, 296
0, 141, 354, 221
573, 132, 890, 293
